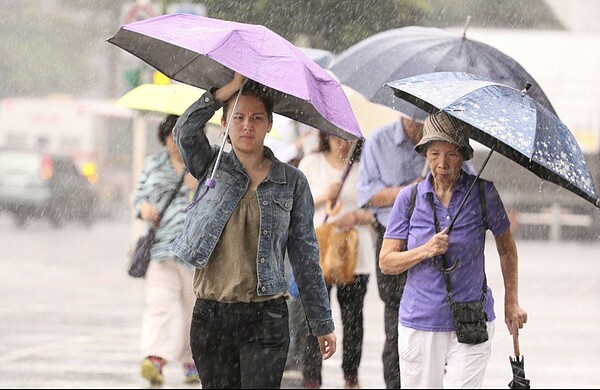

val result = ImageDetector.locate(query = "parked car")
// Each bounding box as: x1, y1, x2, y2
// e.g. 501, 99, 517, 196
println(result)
0, 149, 99, 228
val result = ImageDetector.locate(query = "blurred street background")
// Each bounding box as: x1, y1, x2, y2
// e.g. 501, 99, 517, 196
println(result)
0, 216, 599, 388
1, 0, 599, 239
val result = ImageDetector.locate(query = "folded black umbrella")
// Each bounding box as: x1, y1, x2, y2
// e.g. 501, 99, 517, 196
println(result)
509, 333, 530, 389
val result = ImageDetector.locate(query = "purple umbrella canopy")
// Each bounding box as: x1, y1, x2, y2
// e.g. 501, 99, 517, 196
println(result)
108, 13, 363, 140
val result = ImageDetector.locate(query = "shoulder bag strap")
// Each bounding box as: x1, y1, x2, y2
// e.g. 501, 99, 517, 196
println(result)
408, 182, 419, 220
401, 183, 419, 251
426, 192, 453, 302
477, 178, 488, 301
156, 170, 187, 225
427, 179, 489, 303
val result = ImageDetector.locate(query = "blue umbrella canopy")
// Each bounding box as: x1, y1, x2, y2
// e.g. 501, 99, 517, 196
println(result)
330, 26, 556, 121
386, 71, 599, 208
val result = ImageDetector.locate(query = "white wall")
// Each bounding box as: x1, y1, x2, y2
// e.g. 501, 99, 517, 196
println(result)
450, 28, 600, 153
545, 0, 600, 33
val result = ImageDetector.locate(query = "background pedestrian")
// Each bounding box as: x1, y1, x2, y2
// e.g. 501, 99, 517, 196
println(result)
357, 115, 426, 389
133, 114, 200, 386
298, 133, 374, 389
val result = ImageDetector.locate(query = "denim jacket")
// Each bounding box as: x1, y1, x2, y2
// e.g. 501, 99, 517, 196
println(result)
172, 91, 334, 336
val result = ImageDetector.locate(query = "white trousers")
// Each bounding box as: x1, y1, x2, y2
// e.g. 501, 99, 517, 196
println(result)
140, 259, 195, 365
399, 322, 495, 389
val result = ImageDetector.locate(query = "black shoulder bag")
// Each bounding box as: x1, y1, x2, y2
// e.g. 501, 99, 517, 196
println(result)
128, 172, 186, 278
427, 179, 489, 345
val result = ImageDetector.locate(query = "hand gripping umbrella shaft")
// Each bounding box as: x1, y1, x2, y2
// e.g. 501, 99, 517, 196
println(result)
185, 80, 247, 212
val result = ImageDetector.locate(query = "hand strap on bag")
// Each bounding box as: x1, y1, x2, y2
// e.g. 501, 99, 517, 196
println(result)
155, 170, 187, 227
427, 178, 488, 303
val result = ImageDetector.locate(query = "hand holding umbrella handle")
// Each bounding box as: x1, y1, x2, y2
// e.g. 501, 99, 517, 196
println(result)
209, 77, 248, 182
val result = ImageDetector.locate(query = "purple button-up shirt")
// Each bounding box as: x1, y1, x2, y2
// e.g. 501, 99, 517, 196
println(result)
357, 121, 426, 227
385, 171, 510, 331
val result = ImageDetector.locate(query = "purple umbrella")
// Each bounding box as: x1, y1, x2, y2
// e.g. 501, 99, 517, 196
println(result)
108, 13, 362, 141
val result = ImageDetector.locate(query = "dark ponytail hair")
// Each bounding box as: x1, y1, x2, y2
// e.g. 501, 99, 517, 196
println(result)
158, 114, 179, 145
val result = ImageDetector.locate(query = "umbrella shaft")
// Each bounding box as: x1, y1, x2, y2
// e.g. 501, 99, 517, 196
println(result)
209, 79, 247, 181
447, 148, 494, 233
513, 332, 521, 356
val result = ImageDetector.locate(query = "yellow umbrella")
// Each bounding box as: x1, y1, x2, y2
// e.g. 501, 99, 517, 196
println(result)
116, 82, 217, 116
325, 70, 400, 138
116, 83, 282, 139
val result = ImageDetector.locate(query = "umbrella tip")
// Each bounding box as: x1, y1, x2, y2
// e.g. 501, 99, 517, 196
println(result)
462, 15, 472, 38
521, 82, 532, 94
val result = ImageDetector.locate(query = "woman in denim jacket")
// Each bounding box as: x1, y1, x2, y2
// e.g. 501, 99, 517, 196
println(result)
172, 72, 336, 389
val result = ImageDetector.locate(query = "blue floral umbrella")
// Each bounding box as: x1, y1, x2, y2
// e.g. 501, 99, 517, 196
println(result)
386, 72, 599, 220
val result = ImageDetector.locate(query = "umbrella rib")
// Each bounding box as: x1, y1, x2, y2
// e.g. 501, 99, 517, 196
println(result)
170, 52, 205, 81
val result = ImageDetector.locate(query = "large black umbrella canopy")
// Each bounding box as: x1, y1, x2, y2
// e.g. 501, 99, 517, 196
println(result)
329, 26, 556, 121
386, 72, 599, 210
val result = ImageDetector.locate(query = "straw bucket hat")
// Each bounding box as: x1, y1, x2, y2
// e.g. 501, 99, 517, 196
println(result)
414, 111, 474, 160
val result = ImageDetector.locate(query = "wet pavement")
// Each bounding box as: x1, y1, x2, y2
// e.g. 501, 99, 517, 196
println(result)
0, 218, 598, 388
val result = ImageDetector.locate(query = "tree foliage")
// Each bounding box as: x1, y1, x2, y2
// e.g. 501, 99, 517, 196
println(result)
0, 1, 105, 98
417, 0, 563, 30
0, 0, 563, 99
202, 0, 562, 52
203, 0, 429, 52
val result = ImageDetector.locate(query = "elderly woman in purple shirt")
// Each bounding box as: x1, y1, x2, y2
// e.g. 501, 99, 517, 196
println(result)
379, 111, 528, 389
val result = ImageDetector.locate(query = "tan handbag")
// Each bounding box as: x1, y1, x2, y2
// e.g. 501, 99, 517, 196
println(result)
315, 222, 359, 285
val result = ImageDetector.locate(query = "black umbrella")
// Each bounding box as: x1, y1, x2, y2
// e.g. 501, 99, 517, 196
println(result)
329, 24, 556, 121
385, 72, 599, 230
509, 333, 530, 389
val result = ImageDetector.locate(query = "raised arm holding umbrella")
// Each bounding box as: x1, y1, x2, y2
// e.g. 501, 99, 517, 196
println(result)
176, 68, 335, 390
108, 14, 367, 389
298, 133, 375, 388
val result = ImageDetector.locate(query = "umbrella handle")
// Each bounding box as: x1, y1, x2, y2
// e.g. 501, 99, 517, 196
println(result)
512, 332, 521, 357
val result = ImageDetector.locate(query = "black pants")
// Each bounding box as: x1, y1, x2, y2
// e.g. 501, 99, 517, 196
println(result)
374, 222, 407, 389
190, 297, 290, 389
302, 274, 370, 385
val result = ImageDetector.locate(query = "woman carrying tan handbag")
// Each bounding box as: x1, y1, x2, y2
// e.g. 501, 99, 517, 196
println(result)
298, 132, 375, 389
